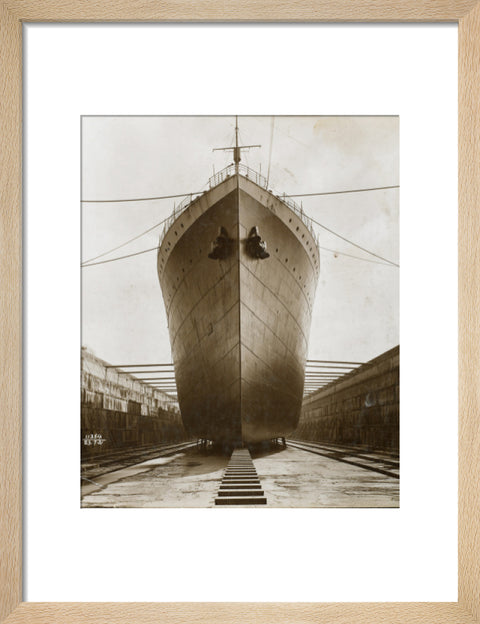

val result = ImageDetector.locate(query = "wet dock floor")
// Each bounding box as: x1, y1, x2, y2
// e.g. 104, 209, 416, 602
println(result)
81, 445, 399, 508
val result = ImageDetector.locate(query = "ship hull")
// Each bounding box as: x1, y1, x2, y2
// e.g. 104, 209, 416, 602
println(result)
158, 174, 319, 445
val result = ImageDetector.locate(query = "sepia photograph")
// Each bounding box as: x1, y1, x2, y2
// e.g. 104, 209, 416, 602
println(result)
81, 115, 399, 508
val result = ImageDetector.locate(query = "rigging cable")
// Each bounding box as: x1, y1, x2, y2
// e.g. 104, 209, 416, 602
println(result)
81, 185, 398, 204
266, 116, 275, 187
82, 214, 171, 265
81, 186, 399, 268
306, 214, 399, 267
82, 242, 395, 269
81, 192, 200, 204
82, 246, 159, 267
319, 246, 393, 266
288, 185, 398, 198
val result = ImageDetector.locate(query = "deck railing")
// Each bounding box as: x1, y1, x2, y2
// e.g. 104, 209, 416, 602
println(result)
158, 164, 319, 248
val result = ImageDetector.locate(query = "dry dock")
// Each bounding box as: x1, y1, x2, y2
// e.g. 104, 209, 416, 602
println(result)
81, 442, 398, 508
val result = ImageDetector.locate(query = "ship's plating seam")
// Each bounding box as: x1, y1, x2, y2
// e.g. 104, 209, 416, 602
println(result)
240, 302, 307, 365
165, 261, 236, 319
241, 260, 313, 334
171, 298, 239, 351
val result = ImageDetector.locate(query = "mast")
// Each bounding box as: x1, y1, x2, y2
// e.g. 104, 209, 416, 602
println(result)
213, 116, 261, 174
234, 116, 240, 173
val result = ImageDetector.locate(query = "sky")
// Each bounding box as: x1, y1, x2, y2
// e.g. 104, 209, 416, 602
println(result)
81, 116, 399, 367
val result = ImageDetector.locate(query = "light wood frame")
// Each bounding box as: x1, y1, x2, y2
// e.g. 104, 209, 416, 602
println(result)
1, 2, 478, 622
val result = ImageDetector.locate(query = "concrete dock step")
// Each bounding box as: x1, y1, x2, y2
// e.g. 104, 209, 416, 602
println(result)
220, 484, 262, 489
215, 495, 267, 505
223, 474, 258, 477
214, 448, 267, 506
217, 490, 264, 497
223, 472, 258, 476
222, 480, 259, 484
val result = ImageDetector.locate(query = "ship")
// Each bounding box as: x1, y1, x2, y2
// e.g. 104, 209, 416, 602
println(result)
157, 121, 320, 447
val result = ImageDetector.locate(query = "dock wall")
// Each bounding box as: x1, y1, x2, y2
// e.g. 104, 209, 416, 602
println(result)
293, 346, 399, 452
81, 348, 190, 458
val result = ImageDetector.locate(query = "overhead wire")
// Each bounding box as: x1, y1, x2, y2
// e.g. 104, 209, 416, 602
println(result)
81, 199, 399, 269
287, 185, 399, 198
81, 162, 398, 269
82, 241, 396, 269
82, 245, 159, 267
81, 191, 200, 204
82, 214, 172, 265
319, 246, 393, 266
307, 213, 399, 267
266, 116, 275, 187
81, 185, 398, 205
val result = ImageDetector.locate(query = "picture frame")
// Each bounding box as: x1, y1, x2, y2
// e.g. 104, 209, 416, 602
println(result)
1, 2, 478, 623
